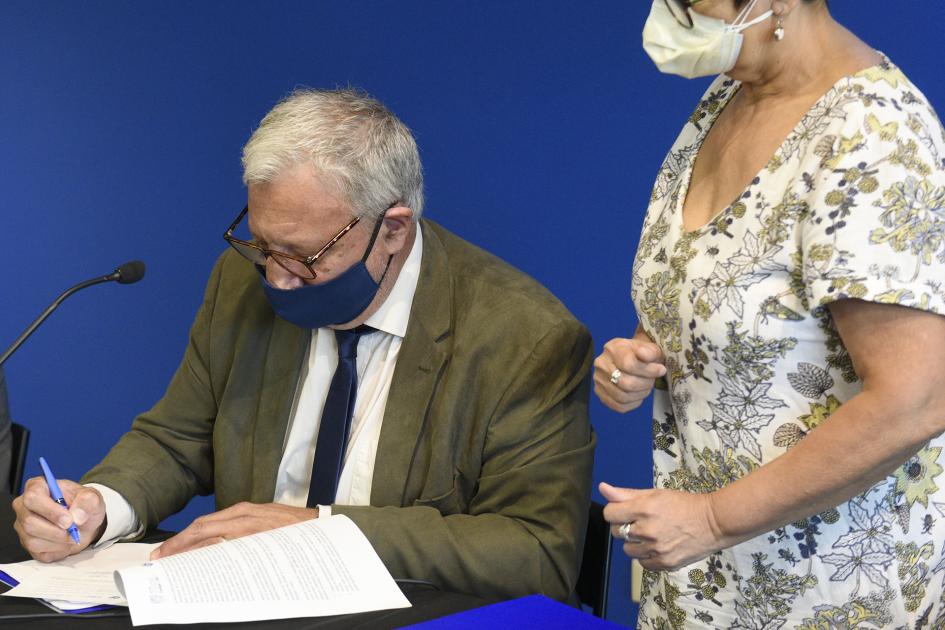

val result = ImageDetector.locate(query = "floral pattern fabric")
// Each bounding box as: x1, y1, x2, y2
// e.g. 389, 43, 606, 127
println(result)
632, 58, 945, 629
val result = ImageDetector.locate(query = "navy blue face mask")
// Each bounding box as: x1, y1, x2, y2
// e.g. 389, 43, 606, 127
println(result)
259, 214, 392, 329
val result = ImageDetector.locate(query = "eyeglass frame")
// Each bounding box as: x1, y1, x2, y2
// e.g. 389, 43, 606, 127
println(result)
663, 0, 707, 29
223, 204, 390, 280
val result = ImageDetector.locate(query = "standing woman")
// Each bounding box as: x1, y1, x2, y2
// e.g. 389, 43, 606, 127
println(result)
596, 0, 945, 626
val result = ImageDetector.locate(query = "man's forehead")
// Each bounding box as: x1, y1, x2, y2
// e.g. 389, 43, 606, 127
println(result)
247, 166, 352, 231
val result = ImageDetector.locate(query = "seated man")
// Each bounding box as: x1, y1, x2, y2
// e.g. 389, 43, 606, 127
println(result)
12, 89, 594, 601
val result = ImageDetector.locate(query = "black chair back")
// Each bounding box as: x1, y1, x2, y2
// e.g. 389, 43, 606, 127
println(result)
9, 422, 29, 495
576, 500, 612, 618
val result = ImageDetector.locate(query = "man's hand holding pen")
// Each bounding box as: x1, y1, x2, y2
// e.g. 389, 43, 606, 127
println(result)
12, 477, 106, 562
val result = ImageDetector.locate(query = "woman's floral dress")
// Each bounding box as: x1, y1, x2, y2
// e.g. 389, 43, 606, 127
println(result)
632, 57, 945, 628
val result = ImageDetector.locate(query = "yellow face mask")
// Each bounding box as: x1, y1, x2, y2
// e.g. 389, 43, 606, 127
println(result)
642, 0, 773, 79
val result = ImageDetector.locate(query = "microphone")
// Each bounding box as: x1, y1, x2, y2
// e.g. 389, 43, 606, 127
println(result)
0, 260, 146, 367
111, 260, 146, 285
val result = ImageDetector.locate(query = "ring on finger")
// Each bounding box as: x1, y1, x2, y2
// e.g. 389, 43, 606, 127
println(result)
610, 368, 622, 385
618, 522, 633, 542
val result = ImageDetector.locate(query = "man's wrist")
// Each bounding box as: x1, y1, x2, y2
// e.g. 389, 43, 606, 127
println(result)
91, 513, 108, 545
84, 483, 141, 545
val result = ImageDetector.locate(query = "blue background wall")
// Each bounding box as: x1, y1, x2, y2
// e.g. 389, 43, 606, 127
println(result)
1, 1, 942, 624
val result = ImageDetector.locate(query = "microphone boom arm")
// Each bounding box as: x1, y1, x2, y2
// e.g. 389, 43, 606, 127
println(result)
0, 262, 144, 367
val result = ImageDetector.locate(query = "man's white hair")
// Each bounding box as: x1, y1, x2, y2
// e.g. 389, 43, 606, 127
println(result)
242, 88, 424, 220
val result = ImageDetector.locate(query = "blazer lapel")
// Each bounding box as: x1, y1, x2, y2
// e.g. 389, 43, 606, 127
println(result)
371, 221, 452, 506
250, 316, 308, 502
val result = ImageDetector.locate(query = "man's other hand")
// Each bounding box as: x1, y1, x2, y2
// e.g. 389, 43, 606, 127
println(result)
150, 502, 318, 560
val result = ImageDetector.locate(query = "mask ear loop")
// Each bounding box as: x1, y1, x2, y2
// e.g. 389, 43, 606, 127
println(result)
360, 209, 395, 285
360, 210, 387, 263
733, 0, 761, 25
728, 0, 773, 32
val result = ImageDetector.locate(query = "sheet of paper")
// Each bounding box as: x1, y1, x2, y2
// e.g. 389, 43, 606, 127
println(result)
5, 567, 129, 606
0, 542, 159, 610
0, 542, 158, 583
116, 515, 410, 626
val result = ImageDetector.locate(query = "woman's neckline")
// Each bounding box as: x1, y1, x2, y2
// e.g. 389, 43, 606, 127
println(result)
675, 52, 891, 238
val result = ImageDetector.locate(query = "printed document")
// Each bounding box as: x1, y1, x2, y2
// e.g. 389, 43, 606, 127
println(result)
3, 515, 410, 625
0, 542, 158, 611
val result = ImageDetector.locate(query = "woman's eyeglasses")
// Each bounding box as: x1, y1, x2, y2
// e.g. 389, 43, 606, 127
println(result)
663, 0, 707, 29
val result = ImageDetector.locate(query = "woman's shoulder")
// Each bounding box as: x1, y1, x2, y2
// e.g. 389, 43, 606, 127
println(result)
848, 57, 932, 105
836, 57, 945, 151
685, 75, 740, 131
787, 56, 945, 181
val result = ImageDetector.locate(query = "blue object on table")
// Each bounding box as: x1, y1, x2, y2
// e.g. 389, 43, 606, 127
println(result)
402, 594, 626, 629
37, 457, 80, 544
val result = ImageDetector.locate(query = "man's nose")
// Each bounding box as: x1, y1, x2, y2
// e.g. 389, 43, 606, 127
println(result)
266, 259, 305, 290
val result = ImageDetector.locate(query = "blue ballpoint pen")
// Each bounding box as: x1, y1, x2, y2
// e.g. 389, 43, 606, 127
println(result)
38, 457, 81, 545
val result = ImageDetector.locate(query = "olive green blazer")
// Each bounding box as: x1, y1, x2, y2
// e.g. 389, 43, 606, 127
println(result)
84, 220, 595, 601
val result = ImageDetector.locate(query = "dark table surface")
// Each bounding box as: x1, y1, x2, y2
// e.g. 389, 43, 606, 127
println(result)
0, 496, 495, 628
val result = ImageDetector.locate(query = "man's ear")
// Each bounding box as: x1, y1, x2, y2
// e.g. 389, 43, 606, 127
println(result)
380, 205, 415, 255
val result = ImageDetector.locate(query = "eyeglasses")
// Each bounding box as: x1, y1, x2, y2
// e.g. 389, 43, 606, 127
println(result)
663, 0, 707, 29
223, 205, 361, 280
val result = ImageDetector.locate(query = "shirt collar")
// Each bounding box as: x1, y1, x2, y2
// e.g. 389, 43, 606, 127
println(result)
363, 224, 423, 338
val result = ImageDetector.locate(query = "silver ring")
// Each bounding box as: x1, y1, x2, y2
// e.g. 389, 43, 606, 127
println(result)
610, 368, 622, 385
618, 522, 633, 542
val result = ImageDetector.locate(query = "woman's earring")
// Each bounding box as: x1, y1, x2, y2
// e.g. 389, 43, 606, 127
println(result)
774, 16, 785, 41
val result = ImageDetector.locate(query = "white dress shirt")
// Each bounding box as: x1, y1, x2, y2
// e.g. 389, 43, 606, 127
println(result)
91, 228, 422, 543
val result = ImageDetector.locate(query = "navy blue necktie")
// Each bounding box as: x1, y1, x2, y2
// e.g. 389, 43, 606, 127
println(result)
306, 326, 375, 508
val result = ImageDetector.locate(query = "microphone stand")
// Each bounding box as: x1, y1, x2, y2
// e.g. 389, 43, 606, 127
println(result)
0, 271, 128, 368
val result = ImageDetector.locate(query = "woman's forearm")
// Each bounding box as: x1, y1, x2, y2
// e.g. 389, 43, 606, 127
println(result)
709, 388, 940, 546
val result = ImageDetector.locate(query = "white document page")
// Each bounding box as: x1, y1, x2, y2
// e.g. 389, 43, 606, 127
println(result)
116, 515, 410, 626
0, 542, 159, 610
5, 567, 129, 606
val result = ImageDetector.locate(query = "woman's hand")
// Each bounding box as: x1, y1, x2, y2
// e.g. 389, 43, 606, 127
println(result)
593, 330, 666, 413
600, 482, 728, 571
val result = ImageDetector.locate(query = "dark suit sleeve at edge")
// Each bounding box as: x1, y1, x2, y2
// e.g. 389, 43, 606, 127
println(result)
0, 369, 12, 494
333, 319, 595, 602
